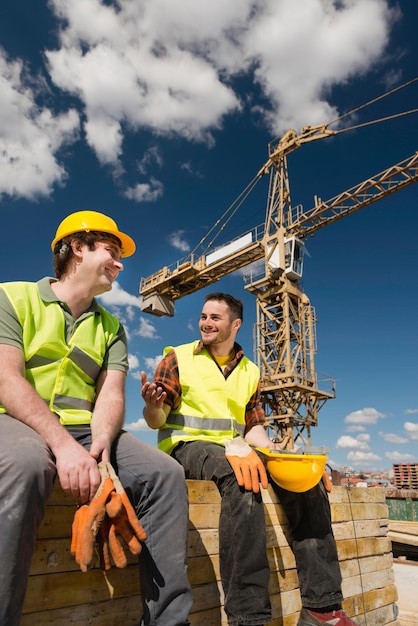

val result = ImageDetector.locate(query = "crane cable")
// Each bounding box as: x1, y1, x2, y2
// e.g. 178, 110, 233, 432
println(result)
328, 75, 418, 133
189, 170, 263, 258
190, 76, 418, 259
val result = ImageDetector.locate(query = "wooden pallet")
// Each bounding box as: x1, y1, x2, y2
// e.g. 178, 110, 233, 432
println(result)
21, 483, 399, 626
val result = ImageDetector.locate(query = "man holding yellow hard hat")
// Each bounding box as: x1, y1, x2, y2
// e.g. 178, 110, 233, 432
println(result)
142, 292, 358, 626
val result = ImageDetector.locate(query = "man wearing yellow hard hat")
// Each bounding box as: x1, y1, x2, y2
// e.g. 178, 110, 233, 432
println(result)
0, 210, 192, 626
142, 292, 359, 626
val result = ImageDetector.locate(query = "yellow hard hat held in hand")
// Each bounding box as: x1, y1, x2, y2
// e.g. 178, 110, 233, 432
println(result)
257, 447, 328, 493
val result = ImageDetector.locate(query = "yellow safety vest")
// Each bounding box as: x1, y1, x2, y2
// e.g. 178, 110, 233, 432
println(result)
0, 281, 120, 425
158, 341, 260, 455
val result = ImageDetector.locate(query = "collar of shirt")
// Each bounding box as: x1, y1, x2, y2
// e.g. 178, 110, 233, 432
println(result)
194, 340, 245, 378
37, 276, 101, 315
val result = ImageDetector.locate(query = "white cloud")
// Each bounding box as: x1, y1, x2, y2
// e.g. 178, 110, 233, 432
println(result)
0, 0, 397, 199
0, 49, 79, 199
404, 421, 418, 440
347, 450, 382, 465
47, 1, 394, 161
124, 178, 164, 202
378, 431, 408, 444
344, 407, 385, 426
98, 280, 142, 308
336, 435, 370, 450
124, 418, 153, 432
242, 0, 396, 135
144, 354, 164, 372
346, 425, 366, 433
136, 317, 159, 340
128, 354, 139, 370
385, 450, 416, 462
405, 408, 418, 415
137, 146, 164, 175
168, 230, 191, 253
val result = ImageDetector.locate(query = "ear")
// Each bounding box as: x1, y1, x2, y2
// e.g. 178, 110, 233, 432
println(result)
70, 238, 84, 259
233, 319, 242, 333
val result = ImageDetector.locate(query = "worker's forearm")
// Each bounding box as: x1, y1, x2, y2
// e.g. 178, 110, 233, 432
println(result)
0, 371, 77, 453
143, 404, 168, 429
90, 402, 125, 444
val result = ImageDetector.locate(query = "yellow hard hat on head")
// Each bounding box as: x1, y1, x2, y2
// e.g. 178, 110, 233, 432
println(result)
257, 448, 328, 492
51, 210, 136, 258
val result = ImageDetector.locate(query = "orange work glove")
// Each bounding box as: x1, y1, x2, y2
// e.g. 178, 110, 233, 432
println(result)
70, 466, 115, 572
96, 513, 129, 570
105, 462, 147, 557
225, 437, 268, 493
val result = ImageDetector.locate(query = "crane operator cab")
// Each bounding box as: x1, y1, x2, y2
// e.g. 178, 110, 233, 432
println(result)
268, 236, 305, 280
284, 236, 304, 280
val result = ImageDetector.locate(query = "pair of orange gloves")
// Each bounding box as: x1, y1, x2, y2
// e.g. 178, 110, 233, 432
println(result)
71, 461, 147, 572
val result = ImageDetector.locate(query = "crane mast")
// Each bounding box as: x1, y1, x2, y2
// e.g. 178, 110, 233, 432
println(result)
244, 126, 338, 446
140, 122, 418, 448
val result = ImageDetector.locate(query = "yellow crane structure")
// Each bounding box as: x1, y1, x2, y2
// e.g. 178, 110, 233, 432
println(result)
139, 85, 418, 449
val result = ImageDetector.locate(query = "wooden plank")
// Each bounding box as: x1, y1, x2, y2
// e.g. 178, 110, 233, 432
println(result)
23, 565, 139, 614
22, 482, 401, 626
20, 596, 142, 626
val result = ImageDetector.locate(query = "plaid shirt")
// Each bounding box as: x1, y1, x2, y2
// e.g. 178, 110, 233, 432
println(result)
153, 340, 266, 432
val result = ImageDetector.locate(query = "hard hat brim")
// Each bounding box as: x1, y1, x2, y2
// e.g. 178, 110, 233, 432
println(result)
51, 227, 136, 258
257, 448, 327, 493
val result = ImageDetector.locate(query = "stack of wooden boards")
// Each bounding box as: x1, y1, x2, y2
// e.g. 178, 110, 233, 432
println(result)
22, 482, 399, 626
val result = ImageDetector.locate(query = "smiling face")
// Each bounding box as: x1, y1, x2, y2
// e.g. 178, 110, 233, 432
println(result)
199, 298, 242, 356
75, 239, 124, 295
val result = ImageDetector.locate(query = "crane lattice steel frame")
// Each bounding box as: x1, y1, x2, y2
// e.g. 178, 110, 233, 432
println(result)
140, 121, 418, 447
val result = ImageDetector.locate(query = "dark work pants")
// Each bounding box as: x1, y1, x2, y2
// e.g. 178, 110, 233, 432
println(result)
172, 441, 343, 626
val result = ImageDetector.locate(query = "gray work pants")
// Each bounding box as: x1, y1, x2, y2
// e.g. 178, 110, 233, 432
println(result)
0, 416, 192, 626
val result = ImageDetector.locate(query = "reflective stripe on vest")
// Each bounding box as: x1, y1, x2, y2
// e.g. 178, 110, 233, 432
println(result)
157, 340, 259, 455
0, 281, 120, 425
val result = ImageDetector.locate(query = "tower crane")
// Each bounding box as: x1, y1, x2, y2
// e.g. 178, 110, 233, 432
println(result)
139, 83, 418, 449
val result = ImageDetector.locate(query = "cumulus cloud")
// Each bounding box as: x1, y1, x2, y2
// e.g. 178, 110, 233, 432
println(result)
128, 354, 139, 370
98, 280, 142, 308
344, 407, 385, 426
124, 418, 153, 432
0, 0, 397, 199
136, 317, 159, 340
347, 451, 382, 465
144, 354, 164, 372
0, 49, 79, 199
385, 450, 415, 462
336, 435, 370, 450
378, 431, 408, 444
168, 230, 191, 253
124, 178, 164, 202
404, 421, 418, 440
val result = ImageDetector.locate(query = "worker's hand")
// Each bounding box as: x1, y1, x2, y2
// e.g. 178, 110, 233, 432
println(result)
70, 468, 115, 571
89, 434, 112, 464
55, 439, 102, 504
225, 437, 268, 493
141, 371, 167, 409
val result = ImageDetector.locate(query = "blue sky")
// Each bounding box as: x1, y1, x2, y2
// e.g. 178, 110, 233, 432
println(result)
1, 0, 417, 472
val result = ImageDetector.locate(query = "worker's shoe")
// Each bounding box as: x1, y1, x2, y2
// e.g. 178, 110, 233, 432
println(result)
298, 608, 359, 626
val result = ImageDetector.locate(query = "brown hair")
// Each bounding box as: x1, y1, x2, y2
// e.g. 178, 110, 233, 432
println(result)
53, 231, 122, 278
204, 292, 244, 322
